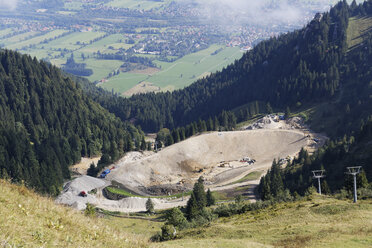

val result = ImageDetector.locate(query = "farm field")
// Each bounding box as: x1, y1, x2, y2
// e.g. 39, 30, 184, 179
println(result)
0, 31, 39, 47
6, 30, 69, 50
77, 34, 133, 55
98, 73, 149, 93
149, 45, 243, 89
75, 58, 124, 83
0, 28, 13, 38
99, 45, 243, 95
40, 31, 106, 51
105, 0, 173, 10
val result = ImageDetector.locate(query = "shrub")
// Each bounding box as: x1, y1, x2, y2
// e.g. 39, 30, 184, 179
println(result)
84, 203, 96, 217
161, 224, 177, 241
166, 208, 189, 230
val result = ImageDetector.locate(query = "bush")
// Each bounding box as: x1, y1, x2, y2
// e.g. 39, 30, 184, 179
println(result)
166, 208, 189, 230
359, 186, 372, 199
84, 203, 96, 217
161, 224, 177, 241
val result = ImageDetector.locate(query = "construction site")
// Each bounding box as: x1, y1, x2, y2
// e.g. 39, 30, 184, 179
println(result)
57, 115, 327, 212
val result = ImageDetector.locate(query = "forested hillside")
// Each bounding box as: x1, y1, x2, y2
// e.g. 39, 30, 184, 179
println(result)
79, 1, 351, 132
258, 0, 372, 199
0, 50, 144, 195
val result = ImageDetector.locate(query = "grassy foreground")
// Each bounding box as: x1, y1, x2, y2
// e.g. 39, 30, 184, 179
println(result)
0, 180, 149, 247
1, 179, 371, 248
157, 195, 372, 248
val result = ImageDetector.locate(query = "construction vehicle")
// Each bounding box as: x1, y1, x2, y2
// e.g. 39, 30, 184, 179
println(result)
79, 191, 87, 197
99, 169, 111, 178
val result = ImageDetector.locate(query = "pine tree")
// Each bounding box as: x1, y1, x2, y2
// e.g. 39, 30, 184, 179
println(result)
285, 107, 291, 120
140, 137, 147, 151
207, 117, 214, 131
321, 180, 331, 195
214, 116, 220, 131
206, 188, 215, 206
270, 159, 284, 197
185, 192, 199, 220
193, 177, 207, 209
165, 134, 174, 146
146, 198, 155, 214
266, 102, 273, 113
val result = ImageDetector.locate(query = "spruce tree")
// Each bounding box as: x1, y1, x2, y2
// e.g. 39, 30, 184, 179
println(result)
146, 198, 155, 214
193, 177, 207, 209
206, 188, 215, 206
186, 192, 199, 221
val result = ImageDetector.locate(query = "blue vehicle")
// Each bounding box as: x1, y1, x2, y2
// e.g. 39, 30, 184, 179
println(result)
99, 169, 111, 178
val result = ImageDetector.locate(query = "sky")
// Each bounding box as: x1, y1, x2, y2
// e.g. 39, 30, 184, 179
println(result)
0, 0, 18, 10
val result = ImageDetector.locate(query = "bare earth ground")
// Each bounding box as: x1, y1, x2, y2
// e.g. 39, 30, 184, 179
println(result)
57, 116, 327, 212
70, 157, 100, 175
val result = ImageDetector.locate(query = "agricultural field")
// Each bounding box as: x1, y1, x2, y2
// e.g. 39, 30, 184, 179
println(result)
39, 31, 106, 51
77, 34, 133, 55
98, 73, 149, 93
105, 0, 173, 10
99, 45, 243, 95
0, 28, 13, 38
6, 30, 69, 50
0, 31, 40, 47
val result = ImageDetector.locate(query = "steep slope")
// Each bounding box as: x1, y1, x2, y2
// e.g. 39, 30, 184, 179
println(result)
0, 50, 144, 194
258, 3, 372, 198
0, 179, 148, 247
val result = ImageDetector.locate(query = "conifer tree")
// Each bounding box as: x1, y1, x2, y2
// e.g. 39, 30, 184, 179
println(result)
206, 188, 215, 206
146, 198, 155, 214
186, 192, 199, 220
193, 177, 207, 209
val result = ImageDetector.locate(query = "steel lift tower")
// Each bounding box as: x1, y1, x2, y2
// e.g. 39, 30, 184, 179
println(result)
312, 170, 325, 195
346, 166, 362, 203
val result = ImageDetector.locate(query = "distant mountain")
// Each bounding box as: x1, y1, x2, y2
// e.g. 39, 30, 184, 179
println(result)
0, 50, 144, 195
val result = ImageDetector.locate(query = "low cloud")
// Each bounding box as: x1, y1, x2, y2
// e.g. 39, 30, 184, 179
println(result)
189, 0, 330, 26
0, 0, 18, 11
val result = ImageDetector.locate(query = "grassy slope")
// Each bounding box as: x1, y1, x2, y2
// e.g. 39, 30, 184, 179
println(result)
0, 180, 149, 247
157, 195, 372, 248
347, 16, 372, 50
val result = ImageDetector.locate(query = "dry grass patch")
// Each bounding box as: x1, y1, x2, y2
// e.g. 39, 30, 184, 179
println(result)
157, 196, 372, 248
0, 180, 149, 247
